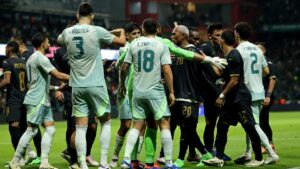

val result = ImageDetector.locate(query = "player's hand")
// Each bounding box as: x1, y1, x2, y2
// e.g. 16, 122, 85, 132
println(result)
263, 97, 271, 107
201, 52, 228, 69
55, 91, 64, 102
106, 61, 116, 73
58, 82, 67, 90
215, 97, 225, 108
168, 93, 175, 107
118, 85, 126, 98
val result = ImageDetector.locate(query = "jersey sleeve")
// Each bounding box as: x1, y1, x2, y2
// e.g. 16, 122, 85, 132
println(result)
261, 54, 268, 68
57, 30, 65, 46
161, 44, 172, 65
2, 60, 11, 73
124, 46, 133, 64
160, 37, 194, 60
227, 51, 242, 76
96, 26, 116, 45
116, 47, 129, 68
38, 56, 56, 74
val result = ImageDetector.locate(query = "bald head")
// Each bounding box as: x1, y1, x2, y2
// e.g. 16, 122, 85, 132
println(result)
174, 25, 189, 37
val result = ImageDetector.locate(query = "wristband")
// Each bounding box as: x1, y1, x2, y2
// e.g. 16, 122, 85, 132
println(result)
266, 92, 272, 97
219, 93, 225, 99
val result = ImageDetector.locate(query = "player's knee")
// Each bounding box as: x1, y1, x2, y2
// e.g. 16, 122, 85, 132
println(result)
10, 121, 20, 127
45, 126, 56, 136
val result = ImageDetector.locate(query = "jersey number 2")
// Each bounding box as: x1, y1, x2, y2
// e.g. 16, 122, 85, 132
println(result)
250, 53, 259, 74
72, 36, 84, 59
137, 50, 154, 72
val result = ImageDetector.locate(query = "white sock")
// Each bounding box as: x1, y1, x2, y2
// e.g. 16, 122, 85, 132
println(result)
124, 128, 140, 163
13, 127, 38, 162
75, 125, 88, 169
254, 124, 276, 156
100, 120, 111, 165
138, 136, 144, 154
113, 134, 125, 158
41, 126, 55, 164
161, 129, 173, 165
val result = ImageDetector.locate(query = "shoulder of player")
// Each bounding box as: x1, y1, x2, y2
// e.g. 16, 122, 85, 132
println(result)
184, 44, 199, 53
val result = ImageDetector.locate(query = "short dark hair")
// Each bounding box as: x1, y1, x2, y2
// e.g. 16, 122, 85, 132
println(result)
221, 29, 235, 46
142, 18, 158, 35
78, 2, 93, 17
12, 34, 25, 44
255, 41, 266, 48
31, 33, 47, 48
124, 22, 140, 34
207, 23, 223, 34
234, 22, 252, 40
6, 41, 19, 54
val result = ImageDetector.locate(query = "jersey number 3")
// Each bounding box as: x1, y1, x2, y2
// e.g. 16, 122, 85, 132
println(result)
137, 49, 154, 72
72, 36, 84, 59
250, 53, 259, 74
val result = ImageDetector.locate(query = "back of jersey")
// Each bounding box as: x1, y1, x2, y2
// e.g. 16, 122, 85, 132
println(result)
237, 41, 268, 101
2, 57, 27, 105
59, 24, 115, 87
124, 36, 171, 99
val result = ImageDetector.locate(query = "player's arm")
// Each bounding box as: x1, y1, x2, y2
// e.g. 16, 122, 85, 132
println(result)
261, 54, 270, 76
0, 72, 11, 89
119, 62, 130, 97
116, 48, 128, 69
160, 37, 227, 69
57, 33, 65, 46
162, 64, 175, 106
263, 62, 276, 106
216, 53, 240, 108
50, 69, 69, 81
110, 28, 126, 46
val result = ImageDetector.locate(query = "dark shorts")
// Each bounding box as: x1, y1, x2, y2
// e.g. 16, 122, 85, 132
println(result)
5, 104, 26, 123
219, 99, 255, 126
170, 101, 200, 126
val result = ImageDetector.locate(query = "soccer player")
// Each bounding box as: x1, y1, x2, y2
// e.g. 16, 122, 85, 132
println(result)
12, 35, 42, 164
119, 18, 177, 169
256, 42, 277, 152
198, 24, 232, 160
170, 25, 213, 168
9, 33, 69, 169
53, 46, 99, 169
110, 22, 143, 168
234, 22, 279, 165
57, 2, 126, 169
203, 29, 263, 167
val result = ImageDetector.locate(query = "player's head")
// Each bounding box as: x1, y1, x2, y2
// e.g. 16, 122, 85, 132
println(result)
5, 40, 19, 57
207, 23, 223, 45
11, 34, 27, 51
234, 21, 252, 43
171, 25, 189, 46
255, 42, 266, 54
124, 22, 141, 42
77, 2, 94, 22
142, 18, 158, 36
219, 29, 235, 49
188, 27, 200, 45
31, 33, 50, 53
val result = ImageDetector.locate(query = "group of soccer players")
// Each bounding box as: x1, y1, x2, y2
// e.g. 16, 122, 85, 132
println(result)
2, 2, 279, 169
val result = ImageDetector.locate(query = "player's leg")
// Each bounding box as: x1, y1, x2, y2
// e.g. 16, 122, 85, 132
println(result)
72, 87, 89, 169
260, 97, 274, 148
144, 117, 158, 168
9, 104, 42, 168
88, 86, 112, 168
121, 98, 146, 169
110, 95, 132, 167
86, 114, 99, 167
40, 106, 57, 169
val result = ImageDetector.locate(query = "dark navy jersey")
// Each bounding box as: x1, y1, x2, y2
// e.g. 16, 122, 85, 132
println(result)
263, 58, 276, 93
222, 49, 251, 104
2, 57, 27, 105
20, 50, 33, 62
171, 44, 201, 102
199, 41, 222, 58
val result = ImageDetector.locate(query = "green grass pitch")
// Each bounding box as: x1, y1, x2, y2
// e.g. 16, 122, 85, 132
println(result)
1, 111, 300, 169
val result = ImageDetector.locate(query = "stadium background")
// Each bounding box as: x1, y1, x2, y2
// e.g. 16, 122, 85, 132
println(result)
0, 0, 299, 119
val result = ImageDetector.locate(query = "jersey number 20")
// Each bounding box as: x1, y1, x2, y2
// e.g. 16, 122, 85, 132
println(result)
137, 49, 154, 72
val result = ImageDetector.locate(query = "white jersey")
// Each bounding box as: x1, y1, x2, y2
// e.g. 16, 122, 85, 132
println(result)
236, 41, 268, 101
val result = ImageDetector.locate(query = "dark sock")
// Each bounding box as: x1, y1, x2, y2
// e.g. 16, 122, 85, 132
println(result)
86, 125, 97, 156
70, 147, 78, 164
178, 125, 189, 160
9, 125, 23, 150
33, 127, 42, 157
